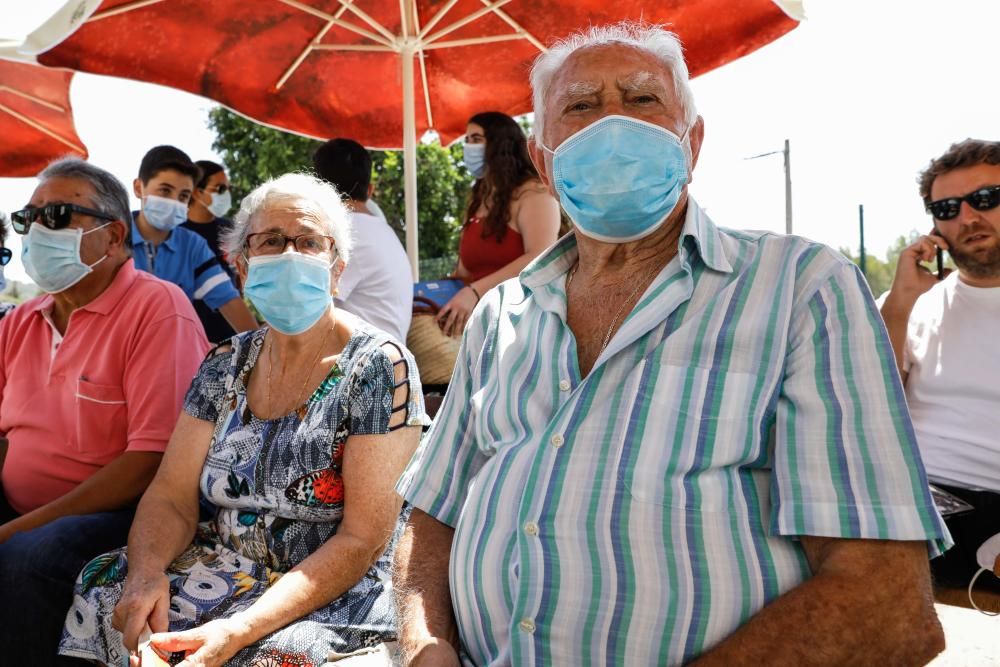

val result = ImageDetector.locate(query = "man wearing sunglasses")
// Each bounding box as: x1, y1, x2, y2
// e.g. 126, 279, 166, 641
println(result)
0, 157, 210, 661
880, 138, 1000, 604
0, 211, 14, 321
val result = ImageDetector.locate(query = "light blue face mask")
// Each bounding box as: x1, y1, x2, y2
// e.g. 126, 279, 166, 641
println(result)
244, 252, 334, 335
143, 194, 188, 231
543, 114, 690, 243
463, 142, 487, 179
22, 222, 110, 294
206, 190, 232, 218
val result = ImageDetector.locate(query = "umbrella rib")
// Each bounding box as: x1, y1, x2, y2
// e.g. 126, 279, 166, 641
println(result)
422, 34, 525, 50
332, 0, 398, 44
0, 85, 67, 113
479, 1, 548, 52
275, 20, 336, 90
89, 0, 167, 21
410, 2, 434, 128
417, 0, 461, 40
399, 0, 410, 38
311, 44, 397, 52
0, 102, 85, 153
422, 0, 515, 47
279, 0, 395, 48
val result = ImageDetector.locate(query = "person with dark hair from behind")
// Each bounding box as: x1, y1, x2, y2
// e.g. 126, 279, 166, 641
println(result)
0, 211, 14, 320
0, 157, 209, 663
435, 111, 561, 338
183, 159, 240, 342
132, 145, 257, 341
313, 138, 413, 341
880, 138, 1000, 603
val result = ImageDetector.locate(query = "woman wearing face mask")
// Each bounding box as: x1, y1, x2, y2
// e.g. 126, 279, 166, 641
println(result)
435, 111, 562, 338
59, 174, 427, 667
184, 160, 242, 341
0, 213, 14, 320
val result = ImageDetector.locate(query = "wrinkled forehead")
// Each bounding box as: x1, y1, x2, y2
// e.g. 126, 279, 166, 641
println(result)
546, 44, 675, 105
30, 176, 97, 208
249, 196, 329, 234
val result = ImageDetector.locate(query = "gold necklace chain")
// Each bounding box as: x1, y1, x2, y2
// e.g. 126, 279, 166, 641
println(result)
566, 259, 660, 358
266, 324, 334, 417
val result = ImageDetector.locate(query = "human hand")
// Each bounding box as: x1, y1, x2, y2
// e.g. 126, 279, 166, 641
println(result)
405, 637, 461, 667
886, 233, 951, 305
112, 570, 171, 664
435, 287, 479, 338
148, 616, 251, 667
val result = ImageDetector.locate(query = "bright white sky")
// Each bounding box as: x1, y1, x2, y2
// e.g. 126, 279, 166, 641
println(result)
1, 0, 998, 285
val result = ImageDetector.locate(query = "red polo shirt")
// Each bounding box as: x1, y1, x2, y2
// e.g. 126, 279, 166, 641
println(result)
0, 260, 210, 514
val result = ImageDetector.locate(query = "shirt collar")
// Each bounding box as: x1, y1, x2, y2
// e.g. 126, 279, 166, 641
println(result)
131, 213, 177, 250
520, 197, 733, 294
29, 259, 138, 317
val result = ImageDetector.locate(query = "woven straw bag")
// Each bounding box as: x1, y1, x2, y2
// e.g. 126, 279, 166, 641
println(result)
406, 295, 461, 386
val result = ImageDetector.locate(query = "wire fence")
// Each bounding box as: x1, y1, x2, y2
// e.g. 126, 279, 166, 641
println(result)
418, 255, 457, 281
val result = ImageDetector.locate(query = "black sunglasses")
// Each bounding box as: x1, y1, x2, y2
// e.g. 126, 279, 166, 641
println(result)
10, 204, 117, 235
0, 247, 11, 266
926, 185, 1000, 221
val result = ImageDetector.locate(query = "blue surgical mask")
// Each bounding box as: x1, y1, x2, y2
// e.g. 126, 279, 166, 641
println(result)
206, 191, 232, 218
22, 222, 110, 294
463, 143, 486, 178
143, 194, 188, 231
244, 252, 333, 335
543, 115, 690, 243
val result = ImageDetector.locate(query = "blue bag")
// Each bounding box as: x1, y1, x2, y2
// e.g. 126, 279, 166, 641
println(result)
413, 279, 464, 312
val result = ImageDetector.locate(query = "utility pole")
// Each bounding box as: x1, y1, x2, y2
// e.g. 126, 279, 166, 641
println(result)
858, 204, 867, 277
746, 139, 794, 234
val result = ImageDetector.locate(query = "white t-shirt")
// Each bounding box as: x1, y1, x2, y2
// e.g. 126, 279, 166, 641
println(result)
903, 272, 1000, 492
336, 210, 412, 342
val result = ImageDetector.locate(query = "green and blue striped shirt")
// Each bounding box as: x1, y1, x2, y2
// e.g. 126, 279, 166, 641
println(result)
398, 201, 950, 666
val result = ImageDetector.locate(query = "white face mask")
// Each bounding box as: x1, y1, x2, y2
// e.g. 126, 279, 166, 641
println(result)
22, 222, 110, 293
206, 190, 232, 218
142, 194, 188, 231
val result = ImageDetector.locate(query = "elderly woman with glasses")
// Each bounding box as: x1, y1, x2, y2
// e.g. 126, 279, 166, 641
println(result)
58, 173, 427, 667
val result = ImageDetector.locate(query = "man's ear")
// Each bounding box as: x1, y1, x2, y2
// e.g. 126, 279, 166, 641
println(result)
687, 115, 705, 177
107, 219, 129, 251
132, 178, 144, 199
366, 183, 375, 200
528, 137, 555, 196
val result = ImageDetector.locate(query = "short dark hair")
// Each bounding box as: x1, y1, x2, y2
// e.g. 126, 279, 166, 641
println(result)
312, 138, 372, 201
194, 160, 225, 189
0, 211, 8, 246
919, 139, 1000, 205
138, 145, 200, 185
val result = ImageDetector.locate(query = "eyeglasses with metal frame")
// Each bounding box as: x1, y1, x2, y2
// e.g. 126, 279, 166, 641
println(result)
245, 232, 336, 257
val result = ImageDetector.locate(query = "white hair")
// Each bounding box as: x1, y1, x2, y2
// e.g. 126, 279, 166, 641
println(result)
224, 173, 353, 263
530, 22, 698, 145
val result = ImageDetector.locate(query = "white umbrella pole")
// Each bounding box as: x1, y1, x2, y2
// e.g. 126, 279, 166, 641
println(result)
401, 44, 420, 280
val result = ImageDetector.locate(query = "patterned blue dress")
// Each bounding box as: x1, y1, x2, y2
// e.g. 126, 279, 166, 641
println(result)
59, 325, 426, 667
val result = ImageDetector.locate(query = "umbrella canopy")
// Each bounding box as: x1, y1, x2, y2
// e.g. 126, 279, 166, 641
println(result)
0, 59, 87, 177
24, 0, 801, 276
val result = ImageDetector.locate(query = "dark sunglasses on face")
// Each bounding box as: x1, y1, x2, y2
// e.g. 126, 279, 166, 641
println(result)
10, 203, 117, 234
0, 247, 11, 266
926, 185, 1000, 221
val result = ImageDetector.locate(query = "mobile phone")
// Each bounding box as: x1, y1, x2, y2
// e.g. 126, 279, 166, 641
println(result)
936, 245, 944, 280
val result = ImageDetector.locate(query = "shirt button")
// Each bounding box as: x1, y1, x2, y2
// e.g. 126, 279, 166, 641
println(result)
550, 434, 564, 448
519, 618, 536, 634
559, 379, 571, 391
523, 521, 539, 537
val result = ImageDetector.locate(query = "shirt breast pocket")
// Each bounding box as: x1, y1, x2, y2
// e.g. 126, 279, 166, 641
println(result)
75, 379, 128, 458
623, 362, 764, 510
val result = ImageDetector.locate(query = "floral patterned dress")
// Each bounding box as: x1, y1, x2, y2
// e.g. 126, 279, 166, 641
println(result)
59, 325, 426, 667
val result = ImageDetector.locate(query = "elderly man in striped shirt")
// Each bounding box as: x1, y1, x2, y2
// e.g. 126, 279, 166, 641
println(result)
394, 22, 950, 667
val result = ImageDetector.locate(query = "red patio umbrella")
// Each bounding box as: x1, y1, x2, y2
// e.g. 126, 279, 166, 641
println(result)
0, 59, 87, 177
29, 0, 801, 276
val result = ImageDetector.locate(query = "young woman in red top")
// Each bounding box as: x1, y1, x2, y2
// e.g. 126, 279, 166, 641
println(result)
436, 112, 561, 337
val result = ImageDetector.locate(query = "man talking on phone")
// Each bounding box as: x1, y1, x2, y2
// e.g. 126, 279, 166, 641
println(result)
881, 139, 1000, 601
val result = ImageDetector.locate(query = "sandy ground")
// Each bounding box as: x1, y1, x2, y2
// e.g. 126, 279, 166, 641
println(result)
929, 602, 1000, 666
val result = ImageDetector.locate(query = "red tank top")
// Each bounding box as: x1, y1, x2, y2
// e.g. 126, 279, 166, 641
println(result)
458, 216, 524, 282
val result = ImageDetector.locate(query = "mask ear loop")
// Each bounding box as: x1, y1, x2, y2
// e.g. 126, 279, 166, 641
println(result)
967, 568, 1000, 615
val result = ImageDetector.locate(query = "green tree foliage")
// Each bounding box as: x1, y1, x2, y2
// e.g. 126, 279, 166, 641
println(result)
207, 108, 472, 269
840, 231, 934, 299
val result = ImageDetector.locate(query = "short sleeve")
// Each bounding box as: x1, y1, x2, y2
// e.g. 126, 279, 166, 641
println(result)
183, 347, 234, 423
771, 261, 951, 557
348, 340, 427, 436
190, 235, 240, 309
396, 294, 495, 528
